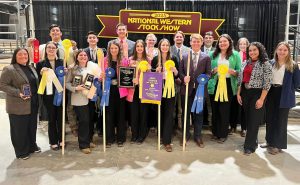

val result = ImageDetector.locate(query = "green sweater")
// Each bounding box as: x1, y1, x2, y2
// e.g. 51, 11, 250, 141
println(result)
208, 50, 241, 95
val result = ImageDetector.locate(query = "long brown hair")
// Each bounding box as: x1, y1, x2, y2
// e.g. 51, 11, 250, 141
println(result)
132, 39, 147, 61
274, 41, 294, 72
213, 34, 233, 59
107, 41, 122, 67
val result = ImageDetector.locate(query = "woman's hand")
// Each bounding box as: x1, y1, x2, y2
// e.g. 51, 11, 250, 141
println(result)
19, 93, 30, 100
212, 67, 218, 74
228, 69, 237, 76
184, 76, 190, 84
40, 67, 49, 75
170, 67, 178, 76
255, 98, 264, 109
75, 85, 85, 91
133, 78, 138, 85
237, 94, 242, 105
156, 66, 162, 73
64, 67, 68, 74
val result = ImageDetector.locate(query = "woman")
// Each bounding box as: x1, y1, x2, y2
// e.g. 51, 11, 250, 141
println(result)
264, 42, 300, 155
151, 38, 179, 152
145, 33, 159, 61
36, 41, 64, 151
66, 49, 92, 154
0, 48, 40, 160
208, 34, 241, 143
237, 42, 272, 155
229, 37, 250, 137
128, 40, 151, 144
103, 41, 128, 147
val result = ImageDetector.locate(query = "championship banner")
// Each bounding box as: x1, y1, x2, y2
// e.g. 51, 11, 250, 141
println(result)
141, 72, 163, 105
97, 9, 225, 38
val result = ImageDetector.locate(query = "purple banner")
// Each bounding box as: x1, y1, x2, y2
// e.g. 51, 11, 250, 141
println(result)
141, 72, 163, 105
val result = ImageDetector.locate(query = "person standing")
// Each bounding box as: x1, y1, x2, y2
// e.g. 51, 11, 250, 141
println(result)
179, 34, 211, 147
264, 42, 300, 155
0, 48, 40, 159
237, 42, 272, 155
208, 34, 241, 143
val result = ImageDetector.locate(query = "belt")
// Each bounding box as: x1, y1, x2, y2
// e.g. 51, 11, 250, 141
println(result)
272, 84, 282, 87
244, 83, 251, 89
111, 79, 118, 85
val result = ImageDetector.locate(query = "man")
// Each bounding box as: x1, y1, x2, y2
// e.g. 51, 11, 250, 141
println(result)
84, 31, 104, 146
202, 31, 215, 55
179, 34, 211, 147
107, 23, 135, 58
170, 31, 190, 132
201, 31, 215, 126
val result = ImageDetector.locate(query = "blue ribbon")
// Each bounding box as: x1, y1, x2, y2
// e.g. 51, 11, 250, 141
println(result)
100, 68, 115, 107
53, 66, 64, 106
191, 74, 209, 114
91, 78, 102, 102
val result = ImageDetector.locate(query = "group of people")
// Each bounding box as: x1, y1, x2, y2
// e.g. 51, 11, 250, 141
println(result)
1, 22, 300, 160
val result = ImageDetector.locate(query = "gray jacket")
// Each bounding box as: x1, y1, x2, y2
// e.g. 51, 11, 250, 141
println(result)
0, 64, 39, 115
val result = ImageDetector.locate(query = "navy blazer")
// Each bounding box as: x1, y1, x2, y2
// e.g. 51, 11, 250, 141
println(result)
270, 60, 300, 108
179, 51, 211, 97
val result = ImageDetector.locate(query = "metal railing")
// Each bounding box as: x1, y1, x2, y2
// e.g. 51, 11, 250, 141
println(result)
289, 27, 300, 63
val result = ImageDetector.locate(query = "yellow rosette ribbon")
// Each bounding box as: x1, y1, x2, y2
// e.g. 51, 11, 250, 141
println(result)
97, 48, 104, 71
62, 39, 72, 62
214, 64, 229, 102
138, 60, 149, 99
163, 60, 175, 98
38, 69, 63, 95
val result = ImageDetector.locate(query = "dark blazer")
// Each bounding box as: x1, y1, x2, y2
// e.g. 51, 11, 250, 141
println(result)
36, 59, 64, 95
107, 38, 135, 57
151, 55, 179, 79
84, 47, 105, 63
179, 50, 211, 97
270, 60, 300, 108
0, 64, 39, 115
170, 45, 190, 61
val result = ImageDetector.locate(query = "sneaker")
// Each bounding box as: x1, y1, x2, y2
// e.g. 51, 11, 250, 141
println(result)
90, 142, 96, 148
81, 148, 91, 154
18, 155, 30, 160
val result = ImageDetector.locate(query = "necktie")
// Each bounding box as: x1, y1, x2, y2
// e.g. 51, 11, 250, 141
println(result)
206, 48, 209, 54
193, 53, 197, 71
177, 49, 181, 60
90, 49, 94, 61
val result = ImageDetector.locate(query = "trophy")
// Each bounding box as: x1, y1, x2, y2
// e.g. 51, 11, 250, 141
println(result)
83, 73, 94, 90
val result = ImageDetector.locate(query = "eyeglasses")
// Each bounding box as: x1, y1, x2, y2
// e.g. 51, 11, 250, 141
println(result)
46, 46, 57, 50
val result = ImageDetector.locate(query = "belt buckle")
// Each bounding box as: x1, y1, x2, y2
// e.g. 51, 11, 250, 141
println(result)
244, 83, 250, 89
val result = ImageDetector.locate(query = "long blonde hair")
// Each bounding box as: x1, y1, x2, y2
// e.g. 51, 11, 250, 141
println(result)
274, 42, 294, 72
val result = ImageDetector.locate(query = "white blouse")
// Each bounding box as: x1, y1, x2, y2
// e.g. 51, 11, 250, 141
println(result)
272, 64, 285, 85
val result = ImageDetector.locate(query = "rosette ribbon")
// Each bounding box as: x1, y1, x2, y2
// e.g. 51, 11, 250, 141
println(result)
91, 78, 102, 102
100, 68, 115, 107
33, 39, 40, 63
53, 66, 65, 106
38, 69, 63, 95
163, 60, 175, 98
138, 60, 149, 99
214, 64, 229, 102
191, 74, 209, 114
62, 39, 72, 62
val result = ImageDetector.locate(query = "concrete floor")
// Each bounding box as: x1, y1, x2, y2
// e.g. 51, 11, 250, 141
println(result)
0, 99, 300, 185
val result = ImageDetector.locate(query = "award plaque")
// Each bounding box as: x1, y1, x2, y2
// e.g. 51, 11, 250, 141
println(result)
22, 84, 31, 97
83, 73, 94, 90
118, 66, 136, 88
72, 75, 83, 87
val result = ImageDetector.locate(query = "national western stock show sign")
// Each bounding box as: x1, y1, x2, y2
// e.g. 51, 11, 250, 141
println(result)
97, 9, 225, 38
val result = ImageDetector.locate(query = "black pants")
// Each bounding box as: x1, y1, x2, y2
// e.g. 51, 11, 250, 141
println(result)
161, 97, 175, 145
241, 85, 264, 152
74, 105, 90, 149
181, 89, 204, 140
229, 95, 239, 129
88, 101, 97, 142
266, 86, 290, 149
43, 95, 62, 145
9, 95, 38, 158
106, 85, 126, 143
210, 78, 233, 138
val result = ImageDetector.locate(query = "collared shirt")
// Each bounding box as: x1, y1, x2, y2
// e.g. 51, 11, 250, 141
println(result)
192, 51, 200, 69
89, 47, 98, 61
203, 46, 212, 54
